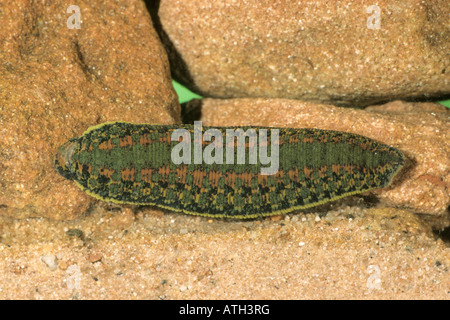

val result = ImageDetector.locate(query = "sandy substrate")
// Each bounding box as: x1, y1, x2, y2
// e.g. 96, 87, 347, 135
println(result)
0, 198, 448, 300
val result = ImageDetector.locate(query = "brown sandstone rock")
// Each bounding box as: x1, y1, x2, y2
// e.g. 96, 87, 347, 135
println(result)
154, 0, 449, 106
0, 0, 180, 220
197, 98, 449, 226
0, 205, 448, 299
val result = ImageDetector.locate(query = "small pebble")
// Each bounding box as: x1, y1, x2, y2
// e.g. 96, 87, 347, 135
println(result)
41, 255, 57, 271
88, 252, 103, 263
271, 215, 283, 222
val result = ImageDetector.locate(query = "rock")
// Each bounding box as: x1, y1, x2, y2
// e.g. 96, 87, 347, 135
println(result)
363, 207, 433, 235
88, 252, 103, 263
153, 0, 449, 106
195, 98, 449, 227
41, 254, 58, 271
0, 206, 448, 299
0, 0, 180, 220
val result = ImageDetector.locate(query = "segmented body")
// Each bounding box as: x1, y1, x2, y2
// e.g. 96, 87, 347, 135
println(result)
54, 122, 404, 219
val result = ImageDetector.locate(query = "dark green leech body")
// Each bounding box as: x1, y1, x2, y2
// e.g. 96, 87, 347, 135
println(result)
54, 122, 405, 219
